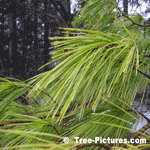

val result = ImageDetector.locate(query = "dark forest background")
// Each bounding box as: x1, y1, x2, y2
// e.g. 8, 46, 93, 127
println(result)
0, 0, 85, 80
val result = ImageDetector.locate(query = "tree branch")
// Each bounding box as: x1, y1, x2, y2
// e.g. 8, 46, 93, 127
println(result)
0, 120, 60, 135
1, 77, 55, 102
25, 86, 55, 101
122, 13, 150, 27
51, 0, 70, 26
133, 66, 150, 79
126, 109, 150, 123
131, 122, 150, 139
116, 5, 150, 27
0, 120, 31, 126
44, 124, 60, 135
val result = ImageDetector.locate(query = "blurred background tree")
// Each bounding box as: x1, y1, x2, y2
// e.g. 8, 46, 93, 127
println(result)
0, 0, 76, 80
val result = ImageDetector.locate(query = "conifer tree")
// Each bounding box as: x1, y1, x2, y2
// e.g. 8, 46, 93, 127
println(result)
0, 0, 150, 149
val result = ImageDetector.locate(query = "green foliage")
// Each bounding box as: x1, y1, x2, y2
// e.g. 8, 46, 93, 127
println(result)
0, 0, 150, 149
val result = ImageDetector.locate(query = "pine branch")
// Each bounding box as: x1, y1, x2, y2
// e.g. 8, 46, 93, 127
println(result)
0, 120, 60, 135
133, 66, 150, 79
24, 109, 51, 115
131, 122, 150, 139
122, 13, 150, 27
116, 5, 150, 27
0, 120, 31, 126
126, 109, 150, 123
44, 124, 60, 135
0, 77, 55, 102
26, 86, 55, 102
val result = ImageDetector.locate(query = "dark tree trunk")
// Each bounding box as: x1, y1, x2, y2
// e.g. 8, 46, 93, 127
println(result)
0, 1, 4, 75
123, 0, 128, 15
43, 0, 51, 71
10, 0, 18, 77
